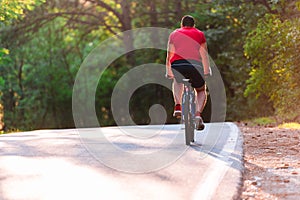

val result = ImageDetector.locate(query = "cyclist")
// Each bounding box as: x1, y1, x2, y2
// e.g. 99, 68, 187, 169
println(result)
165, 15, 211, 130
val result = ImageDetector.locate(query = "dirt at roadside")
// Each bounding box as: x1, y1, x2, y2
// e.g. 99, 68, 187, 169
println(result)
238, 123, 300, 200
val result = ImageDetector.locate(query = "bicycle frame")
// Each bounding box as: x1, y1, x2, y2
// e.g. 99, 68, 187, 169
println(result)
182, 79, 196, 145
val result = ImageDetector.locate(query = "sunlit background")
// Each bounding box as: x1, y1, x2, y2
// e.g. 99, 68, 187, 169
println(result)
0, 0, 299, 132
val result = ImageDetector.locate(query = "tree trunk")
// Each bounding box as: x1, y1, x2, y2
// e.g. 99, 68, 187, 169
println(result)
175, 0, 182, 21
0, 103, 4, 131
120, 0, 135, 66
149, 0, 159, 46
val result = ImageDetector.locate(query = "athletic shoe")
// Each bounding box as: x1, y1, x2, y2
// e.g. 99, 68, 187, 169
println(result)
173, 104, 181, 118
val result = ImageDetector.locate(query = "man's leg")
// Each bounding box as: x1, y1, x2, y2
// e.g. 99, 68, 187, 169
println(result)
195, 85, 207, 130
195, 84, 207, 113
172, 79, 183, 105
172, 79, 183, 117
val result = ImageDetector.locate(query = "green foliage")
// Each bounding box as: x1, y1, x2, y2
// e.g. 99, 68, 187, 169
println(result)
244, 12, 300, 120
0, 0, 46, 130
0, 0, 45, 25
0, 47, 10, 65
191, 1, 265, 120
0, 15, 105, 130
252, 117, 277, 126
242, 116, 277, 127
3, 0, 298, 130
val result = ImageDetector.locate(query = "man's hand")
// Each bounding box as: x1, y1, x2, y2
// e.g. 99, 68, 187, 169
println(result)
204, 73, 210, 80
204, 67, 212, 78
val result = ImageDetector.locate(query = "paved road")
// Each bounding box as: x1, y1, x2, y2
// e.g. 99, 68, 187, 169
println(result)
0, 122, 243, 200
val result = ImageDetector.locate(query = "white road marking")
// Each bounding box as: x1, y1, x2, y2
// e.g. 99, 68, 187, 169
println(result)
192, 123, 239, 200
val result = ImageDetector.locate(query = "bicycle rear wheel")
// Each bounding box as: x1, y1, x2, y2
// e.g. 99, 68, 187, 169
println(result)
190, 98, 196, 142
183, 92, 192, 145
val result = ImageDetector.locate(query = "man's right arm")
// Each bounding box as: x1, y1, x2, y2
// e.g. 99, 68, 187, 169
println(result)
166, 42, 175, 79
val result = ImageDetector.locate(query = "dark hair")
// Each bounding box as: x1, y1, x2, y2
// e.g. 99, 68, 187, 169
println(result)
181, 15, 195, 27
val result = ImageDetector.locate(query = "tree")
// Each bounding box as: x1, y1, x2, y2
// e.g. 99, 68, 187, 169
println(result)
244, 1, 300, 121
3, 0, 288, 130
0, 0, 46, 131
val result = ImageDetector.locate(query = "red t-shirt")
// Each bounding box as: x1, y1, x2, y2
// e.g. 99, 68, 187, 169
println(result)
169, 27, 206, 63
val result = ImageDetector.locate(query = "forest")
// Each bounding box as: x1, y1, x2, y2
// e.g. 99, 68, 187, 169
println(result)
0, 0, 299, 131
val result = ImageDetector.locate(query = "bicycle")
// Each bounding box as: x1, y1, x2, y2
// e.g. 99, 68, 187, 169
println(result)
182, 79, 199, 145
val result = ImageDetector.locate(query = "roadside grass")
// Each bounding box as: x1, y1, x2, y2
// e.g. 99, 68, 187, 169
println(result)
0, 128, 22, 135
278, 122, 300, 129
252, 117, 277, 126
243, 116, 277, 127
243, 116, 300, 130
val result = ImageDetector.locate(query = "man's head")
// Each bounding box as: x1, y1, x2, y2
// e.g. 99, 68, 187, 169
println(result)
181, 15, 195, 27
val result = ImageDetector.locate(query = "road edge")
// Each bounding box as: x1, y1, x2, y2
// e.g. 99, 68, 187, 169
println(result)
212, 122, 244, 200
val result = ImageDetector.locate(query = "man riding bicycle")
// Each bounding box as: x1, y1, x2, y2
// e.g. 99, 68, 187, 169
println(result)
165, 15, 211, 130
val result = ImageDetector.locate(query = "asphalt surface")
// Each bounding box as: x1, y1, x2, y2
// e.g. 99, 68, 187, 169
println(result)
0, 122, 243, 200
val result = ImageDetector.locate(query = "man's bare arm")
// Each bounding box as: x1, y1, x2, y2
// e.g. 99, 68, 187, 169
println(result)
166, 43, 175, 79
199, 42, 210, 76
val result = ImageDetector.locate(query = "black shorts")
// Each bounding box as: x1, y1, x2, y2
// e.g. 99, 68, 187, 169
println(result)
171, 59, 205, 88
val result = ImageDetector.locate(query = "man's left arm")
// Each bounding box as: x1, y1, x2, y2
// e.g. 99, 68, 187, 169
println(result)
199, 42, 211, 77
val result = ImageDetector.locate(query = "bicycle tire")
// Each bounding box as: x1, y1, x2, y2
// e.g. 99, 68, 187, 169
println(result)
190, 95, 196, 142
183, 91, 191, 145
